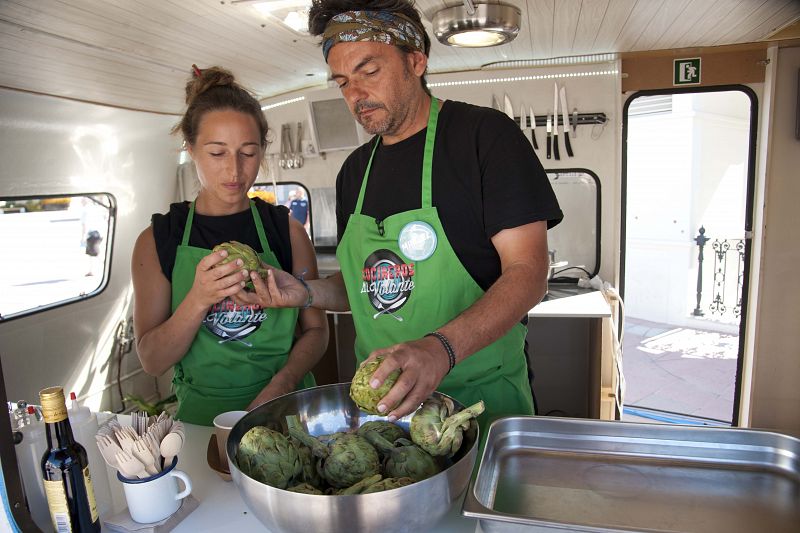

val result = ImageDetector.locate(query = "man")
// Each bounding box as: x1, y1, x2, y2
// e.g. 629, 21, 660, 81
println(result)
288, 187, 310, 231
246, 0, 562, 427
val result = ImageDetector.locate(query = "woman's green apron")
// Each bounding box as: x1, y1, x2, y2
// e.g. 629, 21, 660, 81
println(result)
171, 201, 315, 426
336, 99, 534, 431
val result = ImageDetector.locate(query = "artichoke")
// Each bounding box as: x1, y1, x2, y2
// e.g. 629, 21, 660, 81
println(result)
236, 426, 301, 489
350, 356, 401, 415
288, 425, 381, 489
363, 432, 441, 482
212, 240, 267, 289
337, 474, 383, 495
362, 477, 415, 494
410, 397, 485, 457
287, 483, 324, 495
356, 420, 408, 443
286, 416, 325, 488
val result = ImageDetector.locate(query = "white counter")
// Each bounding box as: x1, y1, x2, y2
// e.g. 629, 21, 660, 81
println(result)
529, 288, 611, 318
102, 419, 481, 533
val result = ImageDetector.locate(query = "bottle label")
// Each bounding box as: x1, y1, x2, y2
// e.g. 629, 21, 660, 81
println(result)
44, 479, 72, 533
41, 401, 68, 423
83, 465, 99, 522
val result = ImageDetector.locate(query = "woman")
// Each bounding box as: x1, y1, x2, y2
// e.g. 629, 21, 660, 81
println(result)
131, 66, 328, 426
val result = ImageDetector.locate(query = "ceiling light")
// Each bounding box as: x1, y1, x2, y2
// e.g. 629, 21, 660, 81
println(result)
432, 2, 521, 48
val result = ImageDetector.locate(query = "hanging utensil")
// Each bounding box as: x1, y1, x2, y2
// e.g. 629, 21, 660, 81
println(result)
503, 94, 514, 121
560, 85, 574, 157
284, 124, 294, 169
279, 124, 288, 168
529, 106, 539, 150
552, 83, 560, 161
546, 114, 552, 159
491, 94, 500, 111
294, 121, 304, 169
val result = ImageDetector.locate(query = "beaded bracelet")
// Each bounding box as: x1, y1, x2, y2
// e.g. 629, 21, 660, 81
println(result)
295, 271, 313, 309
425, 331, 456, 373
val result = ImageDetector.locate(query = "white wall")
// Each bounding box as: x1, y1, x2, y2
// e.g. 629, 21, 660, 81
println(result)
0, 89, 180, 411
748, 46, 800, 436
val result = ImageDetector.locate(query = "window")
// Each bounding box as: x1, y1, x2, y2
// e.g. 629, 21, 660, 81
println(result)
249, 182, 314, 241
0, 193, 115, 321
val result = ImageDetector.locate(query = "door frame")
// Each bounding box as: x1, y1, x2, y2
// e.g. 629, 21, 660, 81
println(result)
619, 84, 759, 426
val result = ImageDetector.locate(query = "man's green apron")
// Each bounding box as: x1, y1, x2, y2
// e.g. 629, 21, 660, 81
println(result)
171, 201, 315, 426
336, 99, 534, 432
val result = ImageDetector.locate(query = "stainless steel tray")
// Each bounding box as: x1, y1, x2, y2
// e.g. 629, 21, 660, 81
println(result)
462, 417, 800, 533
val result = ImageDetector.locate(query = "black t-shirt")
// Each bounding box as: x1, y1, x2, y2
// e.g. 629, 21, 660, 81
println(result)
336, 100, 563, 291
151, 198, 293, 281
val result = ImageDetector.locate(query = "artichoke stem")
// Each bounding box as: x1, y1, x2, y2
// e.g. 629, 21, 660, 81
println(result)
287, 427, 329, 459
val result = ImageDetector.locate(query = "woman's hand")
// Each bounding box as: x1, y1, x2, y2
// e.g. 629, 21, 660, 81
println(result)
185, 249, 251, 310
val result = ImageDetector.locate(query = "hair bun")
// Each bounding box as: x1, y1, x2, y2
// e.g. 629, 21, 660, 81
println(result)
185, 65, 236, 105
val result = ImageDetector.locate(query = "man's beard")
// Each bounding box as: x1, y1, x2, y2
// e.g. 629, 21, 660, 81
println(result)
355, 101, 392, 135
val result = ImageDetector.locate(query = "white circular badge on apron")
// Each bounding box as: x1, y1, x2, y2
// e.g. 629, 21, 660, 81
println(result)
398, 221, 437, 261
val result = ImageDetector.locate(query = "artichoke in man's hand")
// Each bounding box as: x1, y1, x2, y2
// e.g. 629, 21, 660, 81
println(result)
349, 356, 401, 415
288, 421, 381, 489
237, 426, 301, 489
363, 432, 441, 482
212, 240, 268, 289
410, 397, 485, 457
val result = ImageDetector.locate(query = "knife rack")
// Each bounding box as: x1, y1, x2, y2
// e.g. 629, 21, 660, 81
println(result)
521, 112, 607, 128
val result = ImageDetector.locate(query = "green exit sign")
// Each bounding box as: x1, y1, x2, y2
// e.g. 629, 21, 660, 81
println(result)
674, 58, 701, 85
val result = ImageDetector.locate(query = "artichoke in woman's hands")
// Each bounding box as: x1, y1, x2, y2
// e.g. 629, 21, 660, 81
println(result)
410, 397, 485, 457
350, 356, 400, 415
212, 240, 268, 289
237, 426, 301, 489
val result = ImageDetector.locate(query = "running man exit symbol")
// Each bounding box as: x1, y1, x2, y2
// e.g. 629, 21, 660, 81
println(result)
674, 58, 701, 85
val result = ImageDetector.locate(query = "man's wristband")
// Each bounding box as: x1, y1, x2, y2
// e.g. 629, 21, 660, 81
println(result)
425, 331, 456, 373
295, 273, 313, 309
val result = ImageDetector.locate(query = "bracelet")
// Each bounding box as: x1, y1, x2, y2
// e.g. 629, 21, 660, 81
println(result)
425, 331, 456, 373
295, 271, 313, 309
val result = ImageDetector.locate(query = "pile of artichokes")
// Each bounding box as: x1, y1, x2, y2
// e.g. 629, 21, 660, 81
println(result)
235, 398, 482, 496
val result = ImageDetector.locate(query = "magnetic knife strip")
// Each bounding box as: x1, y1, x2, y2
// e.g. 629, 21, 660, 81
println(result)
520, 112, 607, 128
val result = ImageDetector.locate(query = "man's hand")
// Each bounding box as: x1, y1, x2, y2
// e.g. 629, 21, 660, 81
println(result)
363, 336, 451, 421
232, 265, 308, 309
185, 250, 250, 310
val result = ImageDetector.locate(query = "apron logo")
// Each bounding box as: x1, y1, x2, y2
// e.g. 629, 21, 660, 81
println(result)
398, 221, 437, 261
203, 297, 268, 347
361, 249, 414, 322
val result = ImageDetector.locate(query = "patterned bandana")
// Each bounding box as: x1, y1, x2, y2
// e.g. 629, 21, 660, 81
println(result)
321, 10, 425, 62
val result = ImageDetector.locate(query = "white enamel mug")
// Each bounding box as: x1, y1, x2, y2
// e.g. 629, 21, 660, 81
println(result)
118, 457, 192, 523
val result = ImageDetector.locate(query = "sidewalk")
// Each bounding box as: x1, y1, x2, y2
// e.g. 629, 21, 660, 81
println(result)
621, 317, 738, 423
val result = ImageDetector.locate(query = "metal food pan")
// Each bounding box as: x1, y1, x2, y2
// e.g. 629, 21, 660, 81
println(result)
462, 417, 800, 533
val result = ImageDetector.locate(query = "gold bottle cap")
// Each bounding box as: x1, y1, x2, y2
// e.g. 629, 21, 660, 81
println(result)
39, 386, 68, 423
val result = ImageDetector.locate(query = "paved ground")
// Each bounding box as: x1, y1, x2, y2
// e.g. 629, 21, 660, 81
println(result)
620, 317, 738, 424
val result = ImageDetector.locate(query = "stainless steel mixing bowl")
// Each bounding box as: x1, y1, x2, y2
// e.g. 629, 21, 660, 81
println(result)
227, 383, 479, 533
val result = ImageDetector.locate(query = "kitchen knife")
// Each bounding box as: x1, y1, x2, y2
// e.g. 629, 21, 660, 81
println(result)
503, 94, 514, 120
519, 104, 526, 131
559, 85, 574, 157
572, 108, 578, 138
546, 114, 552, 159
530, 106, 539, 149
552, 83, 560, 160
491, 94, 499, 111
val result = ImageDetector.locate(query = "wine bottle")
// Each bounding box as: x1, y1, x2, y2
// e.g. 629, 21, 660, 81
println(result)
39, 387, 100, 532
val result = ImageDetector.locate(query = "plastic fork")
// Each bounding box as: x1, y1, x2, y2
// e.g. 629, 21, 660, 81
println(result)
115, 428, 136, 453
115, 450, 149, 480
132, 439, 159, 476
95, 434, 122, 468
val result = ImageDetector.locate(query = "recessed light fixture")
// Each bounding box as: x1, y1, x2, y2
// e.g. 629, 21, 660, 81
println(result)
432, 2, 521, 48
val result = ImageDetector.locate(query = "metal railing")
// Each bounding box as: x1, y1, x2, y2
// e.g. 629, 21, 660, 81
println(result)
693, 226, 745, 319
